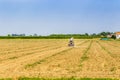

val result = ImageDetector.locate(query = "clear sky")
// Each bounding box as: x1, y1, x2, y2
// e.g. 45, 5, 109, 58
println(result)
0, 0, 120, 36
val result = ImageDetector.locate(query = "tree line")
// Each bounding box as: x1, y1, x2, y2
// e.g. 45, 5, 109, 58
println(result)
0, 32, 116, 39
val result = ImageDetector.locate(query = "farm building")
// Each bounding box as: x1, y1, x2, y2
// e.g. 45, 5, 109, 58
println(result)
115, 32, 120, 39
107, 34, 112, 38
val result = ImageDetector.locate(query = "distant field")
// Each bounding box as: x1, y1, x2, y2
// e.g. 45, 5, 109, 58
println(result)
0, 39, 120, 79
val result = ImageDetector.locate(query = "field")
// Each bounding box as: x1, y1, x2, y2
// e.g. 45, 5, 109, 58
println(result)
0, 39, 120, 79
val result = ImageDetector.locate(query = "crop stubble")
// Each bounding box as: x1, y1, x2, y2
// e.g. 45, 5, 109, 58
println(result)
0, 39, 119, 79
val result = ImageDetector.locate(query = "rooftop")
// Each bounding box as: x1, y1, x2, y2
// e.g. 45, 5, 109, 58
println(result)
115, 32, 120, 35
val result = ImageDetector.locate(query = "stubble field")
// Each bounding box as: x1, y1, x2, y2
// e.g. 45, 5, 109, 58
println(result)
0, 39, 120, 79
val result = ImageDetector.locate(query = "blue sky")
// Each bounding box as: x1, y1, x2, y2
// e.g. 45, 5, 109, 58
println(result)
0, 0, 120, 35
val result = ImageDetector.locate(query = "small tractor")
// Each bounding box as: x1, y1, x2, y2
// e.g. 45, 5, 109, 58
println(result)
68, 37, 74, 47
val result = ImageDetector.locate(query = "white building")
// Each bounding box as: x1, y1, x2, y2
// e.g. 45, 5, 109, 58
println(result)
115, 32, 120, 39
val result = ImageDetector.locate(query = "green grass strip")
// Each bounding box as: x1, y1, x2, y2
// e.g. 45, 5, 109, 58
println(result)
17, 77, 119, 80
80, 41, 93, 62
78, 40, 93, 67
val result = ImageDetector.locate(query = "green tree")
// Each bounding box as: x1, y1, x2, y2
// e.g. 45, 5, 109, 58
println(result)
7, 34, 11, 37
85, 33, 89, 36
